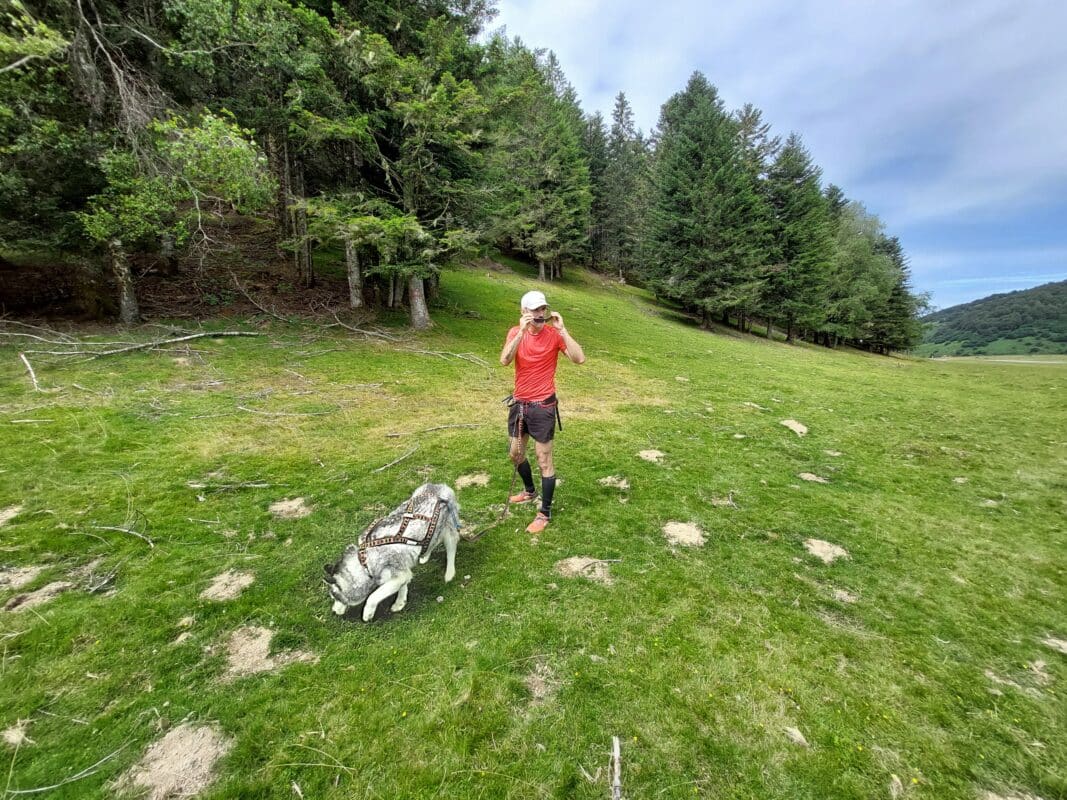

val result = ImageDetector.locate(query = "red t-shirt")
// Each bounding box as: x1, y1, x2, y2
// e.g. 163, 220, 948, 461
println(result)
506, 325, 567, 401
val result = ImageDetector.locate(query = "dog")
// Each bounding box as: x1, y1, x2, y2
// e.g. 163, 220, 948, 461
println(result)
324, 482, 461, 621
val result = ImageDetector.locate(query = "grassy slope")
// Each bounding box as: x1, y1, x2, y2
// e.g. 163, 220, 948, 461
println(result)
1, 262, 1065, 799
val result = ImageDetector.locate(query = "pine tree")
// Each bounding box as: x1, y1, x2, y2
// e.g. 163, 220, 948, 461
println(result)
646, 72, 769, 327
601, 92, 647, 281
763, 133, 834, 342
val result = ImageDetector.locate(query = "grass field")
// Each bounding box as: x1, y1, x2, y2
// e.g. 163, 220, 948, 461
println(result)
1, 261, 1065, 799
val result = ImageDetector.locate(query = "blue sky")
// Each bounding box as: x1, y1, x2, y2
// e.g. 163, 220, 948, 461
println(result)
490, 0, 1067, 311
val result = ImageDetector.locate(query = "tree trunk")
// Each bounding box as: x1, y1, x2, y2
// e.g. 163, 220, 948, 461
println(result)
408, 275, 431, 330
160, 232, 178, 275
426, 271, 439, 301
722, 310, 730, 327
786, 319, 795, 344
270, 134, 291, 237
766, 319, 773, 339
292, 158, 313, 288
538, 259, 546, 281
344, 236, 363, 309
109, 239, 140, 325
387, 274, 396, 308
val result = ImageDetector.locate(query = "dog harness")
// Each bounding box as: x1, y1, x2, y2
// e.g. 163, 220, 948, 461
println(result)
356, 497, 448, 570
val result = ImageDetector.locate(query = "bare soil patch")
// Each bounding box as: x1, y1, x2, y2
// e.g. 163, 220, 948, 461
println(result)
68, 557, 104, 582
269, 497, 312, 520
980, 792, 1046, 800
798, 473, 829, 484
637, 450, 665, 463
1041, 637, 1067, 655
662, 521, 705, 547
455, 473, 490, 490
222, 625, 318, 680
116, 723, 232, 800
0, 565, 43, 591
598, 475, 630, 490
199, 570, 255, 601
833, 589, 858, 604
524, 662, 560, 704
0, 505, 22, 527
742, 402, 768, 411
3, 581, 74, 612
783, 726, 809, 747
555, 557, 614, 586
803, 539, 849, 564
780, 419, 808, 436
824, 450, 843, 457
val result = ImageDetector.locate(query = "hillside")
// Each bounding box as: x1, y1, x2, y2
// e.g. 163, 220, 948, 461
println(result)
1, 262, 1065, 799
917, 279, 1067, 356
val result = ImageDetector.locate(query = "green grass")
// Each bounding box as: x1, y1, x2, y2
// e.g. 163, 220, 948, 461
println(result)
1, 261, 1065, 799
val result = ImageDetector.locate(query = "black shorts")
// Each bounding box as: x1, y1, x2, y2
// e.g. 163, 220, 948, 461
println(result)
508, 396, 558, 444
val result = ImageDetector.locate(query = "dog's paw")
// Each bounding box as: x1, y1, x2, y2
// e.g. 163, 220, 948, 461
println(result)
362, 605, 377, 622
390, 598, 407, 612
444, 568, 456, 583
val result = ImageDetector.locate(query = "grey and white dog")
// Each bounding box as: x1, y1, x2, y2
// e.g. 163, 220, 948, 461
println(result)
324, 482, 461, 621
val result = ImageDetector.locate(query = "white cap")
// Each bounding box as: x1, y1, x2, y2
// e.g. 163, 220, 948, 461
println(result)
520, 290, 548, 310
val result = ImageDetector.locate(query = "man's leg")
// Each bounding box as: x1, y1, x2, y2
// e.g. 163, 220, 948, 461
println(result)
509, 431, 536, 499
533, 438, 556, 518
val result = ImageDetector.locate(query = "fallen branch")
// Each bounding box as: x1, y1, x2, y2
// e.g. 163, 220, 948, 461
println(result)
236, 406, 335, 418
329, 314, 400, 341
231, 273, 288, 321
372, 445, 418, 473
5, 743, 129, 796
386, 423, 482, 437
611, 736, 622, 800
24, 331, 260, 359
89, 524, 154, 548
17, 353, 44, 392
186, 481, 279, 491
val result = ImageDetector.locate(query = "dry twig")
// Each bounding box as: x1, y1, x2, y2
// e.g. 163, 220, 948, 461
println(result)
17, 354, 44, 392
611, 736, 623, 800
25, 331, 259, 359
372, 445, 419, 473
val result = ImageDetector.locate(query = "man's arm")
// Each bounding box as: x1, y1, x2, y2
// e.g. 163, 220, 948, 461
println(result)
551, 313, 585, 364
500, 329, 522, 366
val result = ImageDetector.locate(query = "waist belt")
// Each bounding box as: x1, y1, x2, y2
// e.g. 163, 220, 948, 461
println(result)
511, 393, 562, 431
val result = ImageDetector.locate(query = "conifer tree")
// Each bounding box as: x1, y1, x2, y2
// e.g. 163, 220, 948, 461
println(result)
763, 133, 834, 341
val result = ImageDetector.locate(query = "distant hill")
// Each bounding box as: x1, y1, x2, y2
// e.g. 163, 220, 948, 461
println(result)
915, 279, 1067, 356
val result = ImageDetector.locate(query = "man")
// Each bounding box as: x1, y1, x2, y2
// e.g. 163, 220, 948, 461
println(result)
499, 289, 585, 533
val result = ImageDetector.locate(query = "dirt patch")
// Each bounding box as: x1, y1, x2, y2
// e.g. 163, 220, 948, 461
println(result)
783, 726, 809, 747
637, 450, 665, 463
710, 494, 737, 508
0, 565, 43, 591
798, 473, 829, 484
953, 477, 969, 484
0, 506, 22, 527
455, 473, 490, 490
662, 521, 705, 547
68, 557, 105, 582
780, 419, 808, 436
555, 557, 614, 586
269, 497, 311, 520
1041, 637, 1067, 655
803, 539, 849, 564
598, 476, 630, 490
742, 402, 768, 411
222, 626, 318, 680
199, 570, 255, 601
833, 589, 858, 604
2, 720, 33, 748
824, 450, 843, 457
116, 723, 232, 800
1028, 660, 1051, 685
524, 662, 560, 704
980, 792, 1046, 800
675, 375, 689, 382
3, 581, 74, 612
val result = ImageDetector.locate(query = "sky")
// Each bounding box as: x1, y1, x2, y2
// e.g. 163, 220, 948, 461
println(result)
488, 0, 1067, 311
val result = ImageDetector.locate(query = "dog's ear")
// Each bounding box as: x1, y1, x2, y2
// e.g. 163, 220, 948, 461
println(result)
323, 562, 337, 579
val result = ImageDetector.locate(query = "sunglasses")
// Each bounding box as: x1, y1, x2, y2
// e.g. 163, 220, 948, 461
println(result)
530, 308, 550, 323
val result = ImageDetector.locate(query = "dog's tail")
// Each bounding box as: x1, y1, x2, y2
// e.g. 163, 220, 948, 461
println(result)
436, 484, 462, 532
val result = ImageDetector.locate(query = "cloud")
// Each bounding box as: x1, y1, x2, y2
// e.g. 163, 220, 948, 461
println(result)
491, 0, 1067, 309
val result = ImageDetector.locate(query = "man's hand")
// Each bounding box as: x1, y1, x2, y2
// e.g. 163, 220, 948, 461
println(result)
549, 311, 565, 332
519, 311, 535, 333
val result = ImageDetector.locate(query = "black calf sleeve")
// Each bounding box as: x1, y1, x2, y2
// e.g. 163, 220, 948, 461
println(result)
517, 460, 535, 494
541, 475, 556, 517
